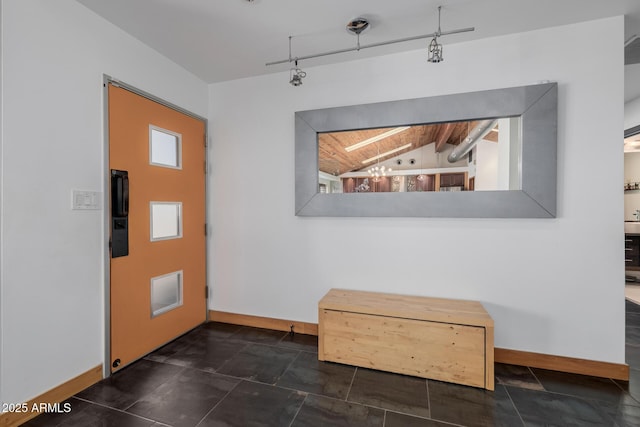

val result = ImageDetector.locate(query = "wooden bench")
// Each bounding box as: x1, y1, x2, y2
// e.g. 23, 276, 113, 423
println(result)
318, 289, 494, 390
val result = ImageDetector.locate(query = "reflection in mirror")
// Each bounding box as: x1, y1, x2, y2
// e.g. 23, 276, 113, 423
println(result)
295, 82, 557, 217
318, 117, 522, 194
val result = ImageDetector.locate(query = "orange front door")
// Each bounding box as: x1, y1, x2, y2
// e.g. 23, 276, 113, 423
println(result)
108, 83, 206, 372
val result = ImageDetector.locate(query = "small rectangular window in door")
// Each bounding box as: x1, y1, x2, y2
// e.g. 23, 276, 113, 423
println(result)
149, 125, 182, 169
150, 202, 182, 241
151, 270, 183, 317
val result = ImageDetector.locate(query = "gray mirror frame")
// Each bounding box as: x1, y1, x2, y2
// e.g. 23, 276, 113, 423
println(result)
295, 82, 557, 218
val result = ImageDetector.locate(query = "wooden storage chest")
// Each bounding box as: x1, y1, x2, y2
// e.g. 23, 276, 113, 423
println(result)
318, 289, 494, 390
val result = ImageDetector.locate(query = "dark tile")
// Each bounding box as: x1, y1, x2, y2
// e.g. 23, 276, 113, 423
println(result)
199, 380, 305, 427
277, 332, 319, 353
600, 402, 640, 427
229, 326, 288, 345
216, 343, 299, 384
27, 401, 157, 427
429, 382, 522, 427
276, 351, 355, 399
508, 386, 614, 426
627, 344, 640, 369
200, 321, 244, 338
347, 368, 429, 418
614, 368, 640, 404
495, 363, 544, 390
192, 337, 249, 372
40, 321, 640, 426
178, 322, 243, 343
76, 359, 183, 409
384, 411, 452, 427
159, 335, 248, 372
144, 335, 194, 363
627, 312, 640, 328
22, 397, 91, 427
531, 368, 636, 406
127, 367, 239, 427
626, 299, 640, 314
145, 324, 213, 352
291, 394, 384, 427
628, 326, 640, 346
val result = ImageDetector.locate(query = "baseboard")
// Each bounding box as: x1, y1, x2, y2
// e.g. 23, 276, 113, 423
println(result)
208, 311, 629, 381
0, 364, 103, 427
209, 310, 318, 335
494, 348, 629, 381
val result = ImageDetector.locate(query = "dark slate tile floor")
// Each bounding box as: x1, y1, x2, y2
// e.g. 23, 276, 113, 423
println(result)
24, 300, 640, 426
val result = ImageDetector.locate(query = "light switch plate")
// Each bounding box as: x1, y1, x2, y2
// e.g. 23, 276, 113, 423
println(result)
72, 190, 102, 210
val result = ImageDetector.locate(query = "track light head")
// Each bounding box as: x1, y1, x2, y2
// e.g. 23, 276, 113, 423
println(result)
289, 71, 305, 86
427, 6, 444, 63
287, 38, 306, 86
427, 36, 443, 63
289, 60, 306, 86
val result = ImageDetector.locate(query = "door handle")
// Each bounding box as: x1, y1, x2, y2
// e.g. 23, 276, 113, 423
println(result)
111, 169, 129, 258
111, 170, 129, 217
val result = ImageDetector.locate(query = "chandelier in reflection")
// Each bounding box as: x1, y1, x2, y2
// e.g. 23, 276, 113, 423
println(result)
368, 164, 391, 182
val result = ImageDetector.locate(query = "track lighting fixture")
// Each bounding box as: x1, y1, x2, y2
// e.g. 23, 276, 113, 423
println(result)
289, 60, 306, 86
267, 5, 474, 83
428, 37, 443, 63
427, 6, 445, 63
287, 36, 306, 87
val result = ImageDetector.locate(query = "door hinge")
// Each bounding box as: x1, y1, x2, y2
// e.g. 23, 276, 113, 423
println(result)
205, 286, 209, 299
204, 223, 208, 236
204, 160, 207, 174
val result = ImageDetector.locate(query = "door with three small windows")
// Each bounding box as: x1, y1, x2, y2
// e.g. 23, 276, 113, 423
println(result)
108, 83, 207, 372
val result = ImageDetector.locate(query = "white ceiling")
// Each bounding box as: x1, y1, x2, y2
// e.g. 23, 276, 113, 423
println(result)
77, 0, 640, 101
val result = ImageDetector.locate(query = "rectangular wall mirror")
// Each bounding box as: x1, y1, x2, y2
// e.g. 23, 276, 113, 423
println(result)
295, 83, 557, 217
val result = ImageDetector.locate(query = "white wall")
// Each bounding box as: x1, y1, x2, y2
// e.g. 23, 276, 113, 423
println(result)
0, 0, 4, 406
209, 17, 625, 363
475, 140, 499, 190
0, 0, 208, 406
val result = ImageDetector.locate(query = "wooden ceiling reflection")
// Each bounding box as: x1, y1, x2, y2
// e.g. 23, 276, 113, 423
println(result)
318, 121, 498, 175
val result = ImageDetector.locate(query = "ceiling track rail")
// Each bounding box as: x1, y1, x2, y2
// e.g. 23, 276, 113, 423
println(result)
265, 27, 474, 67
